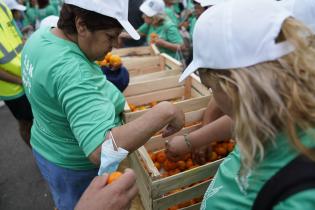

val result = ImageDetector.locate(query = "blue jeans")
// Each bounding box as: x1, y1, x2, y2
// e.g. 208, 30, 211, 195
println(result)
33, 149, 98, 210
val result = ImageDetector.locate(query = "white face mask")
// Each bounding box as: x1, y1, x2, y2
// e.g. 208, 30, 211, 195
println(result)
97, 138, 129, 175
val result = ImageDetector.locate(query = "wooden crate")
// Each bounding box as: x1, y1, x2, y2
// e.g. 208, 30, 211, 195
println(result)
112, 44, 160, 57
121, 53, 183, 77
123, 72, 211, 123
128, 95, 227, 210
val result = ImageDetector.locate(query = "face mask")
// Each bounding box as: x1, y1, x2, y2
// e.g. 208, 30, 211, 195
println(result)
98, 138, 129, 175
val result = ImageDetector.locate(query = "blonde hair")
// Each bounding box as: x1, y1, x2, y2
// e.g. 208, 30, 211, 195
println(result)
201, 18, 315, 176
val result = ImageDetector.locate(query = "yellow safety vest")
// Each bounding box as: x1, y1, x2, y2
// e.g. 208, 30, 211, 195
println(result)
0, 0, 24, 100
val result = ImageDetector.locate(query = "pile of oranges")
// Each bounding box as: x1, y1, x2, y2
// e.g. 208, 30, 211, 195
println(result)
150, 33, 159, 44
96, 52, 122, 68
107, 171, 122, 184
146, 140, 235, 209
128, 98, 182, 112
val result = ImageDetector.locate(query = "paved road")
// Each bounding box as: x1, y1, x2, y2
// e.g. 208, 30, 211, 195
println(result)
0, 105, 54, 210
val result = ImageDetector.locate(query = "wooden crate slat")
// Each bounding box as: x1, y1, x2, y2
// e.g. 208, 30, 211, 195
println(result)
181, 202, 201, 210
129, 153, 153, 210
152, 180, 211, 210
126, 86, 185, 106
184, 76, 192, 99
124, 75, 183, 97
144, 124, 202, 153
174, 95, 211, 113
112, 45, 158, 57
152, 159, 223, 198
138, 146, 160, 177
185, 108, 206, 126
129, 69, 181, 83
161, 53, 183, 71
123, 56, 161, 73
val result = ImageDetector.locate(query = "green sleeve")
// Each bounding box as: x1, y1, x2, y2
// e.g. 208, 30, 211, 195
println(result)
273, 189, 315, 210
138, 23, 149, 35
56, 64, 117, 156
166, 24, 183, 44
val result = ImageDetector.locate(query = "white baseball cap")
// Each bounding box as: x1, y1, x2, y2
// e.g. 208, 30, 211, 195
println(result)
194, 0, 227, 7
3, 0, 26, 11
39, 16, 59, 28
278, 0, 315, 32
140, 0, 165, 17
179, 0, 294, 82
64, 0, 140, 40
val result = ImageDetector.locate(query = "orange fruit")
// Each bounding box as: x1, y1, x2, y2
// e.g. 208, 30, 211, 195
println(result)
208, 151, 218, 162
156, 151, 167, 163
168, 169, 181, 176
129, 103, 137, 112
148, 151, 157, 162
164, 160, 178, 171
154, 162, 161, 170
105, 52, 112, 62
215, 146, 227, 156
107, 171, 122, 184
178, 200, 194, 208
149, 101, 158, 107
150, 33, 159, 44
227, 142, 235, 152
186, 159, 193, 168
168, 206, 179, 210
183, 153, 191, 161
177, 160, 186, 171
109, 55, 122, 67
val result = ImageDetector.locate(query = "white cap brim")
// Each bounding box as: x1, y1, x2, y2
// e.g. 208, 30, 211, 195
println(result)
179, 60, 200, 82
118, 20, 140, 40
12, 4, 26, 11
200, 0, 224, 7
140, 3, 157, 17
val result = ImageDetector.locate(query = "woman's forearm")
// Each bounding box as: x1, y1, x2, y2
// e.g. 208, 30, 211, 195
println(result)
190, 115, 233, 149
0, 68, 22, 85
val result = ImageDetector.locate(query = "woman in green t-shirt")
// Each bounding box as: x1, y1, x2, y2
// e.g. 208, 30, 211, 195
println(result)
22, 1, 184, 210
120, 0, 184, 59
166, 0, 315, 210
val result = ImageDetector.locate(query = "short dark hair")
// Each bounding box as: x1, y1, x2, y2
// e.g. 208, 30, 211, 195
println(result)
58, 4, 122, 34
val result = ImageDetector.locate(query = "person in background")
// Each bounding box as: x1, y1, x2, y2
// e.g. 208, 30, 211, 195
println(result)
167, 1, 315, 209
21, 1, 184, 209
0, 0, 33, 147
121, 0, 184, 60
164, 0, 180, 25
123, 0, 146, 47
24, 0, 37, 27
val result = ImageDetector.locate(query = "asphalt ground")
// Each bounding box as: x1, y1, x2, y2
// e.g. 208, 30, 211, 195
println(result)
0, 104, 54, 210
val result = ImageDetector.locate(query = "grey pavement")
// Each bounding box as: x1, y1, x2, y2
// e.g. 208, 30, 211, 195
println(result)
0, 105, 54, 210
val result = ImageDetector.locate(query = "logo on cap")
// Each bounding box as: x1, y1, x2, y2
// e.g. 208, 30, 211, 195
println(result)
149, 1, 154, 8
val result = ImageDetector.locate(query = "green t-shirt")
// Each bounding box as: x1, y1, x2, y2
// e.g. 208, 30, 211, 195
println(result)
21, 27, 125, 170
138, 20, 183, 59
165, 7, 179, 25
201, 130, 315, 210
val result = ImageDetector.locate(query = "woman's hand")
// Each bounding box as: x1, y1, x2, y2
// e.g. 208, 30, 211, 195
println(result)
165, 135, 191, 161
161, 104, 185, 138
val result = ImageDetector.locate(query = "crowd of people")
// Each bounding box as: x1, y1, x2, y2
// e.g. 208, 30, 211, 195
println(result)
1, 0, 315, 210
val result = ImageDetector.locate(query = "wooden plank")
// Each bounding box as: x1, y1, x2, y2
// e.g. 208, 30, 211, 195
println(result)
181, 203, 201, 210
174, 95, 211, 113
138, 146, 160, 177
123, 95, 210, 123
153, 180, 211, 209
130, 69, 181, 83
124, 75, 183, 97
112, 46, 153, 57
161, 53, 183, 71
129, 153, 153, 210
191, 73, 210, 96
152, 159, 223, 198
191, 88, 202, 98
126, 86, 185, 106
129, 66, 162, 77
185, 108, 206, 126
151, 44, 160, 56
122, 56, 160, 72
144, 124, 202, 152
184, 76, 192, 99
